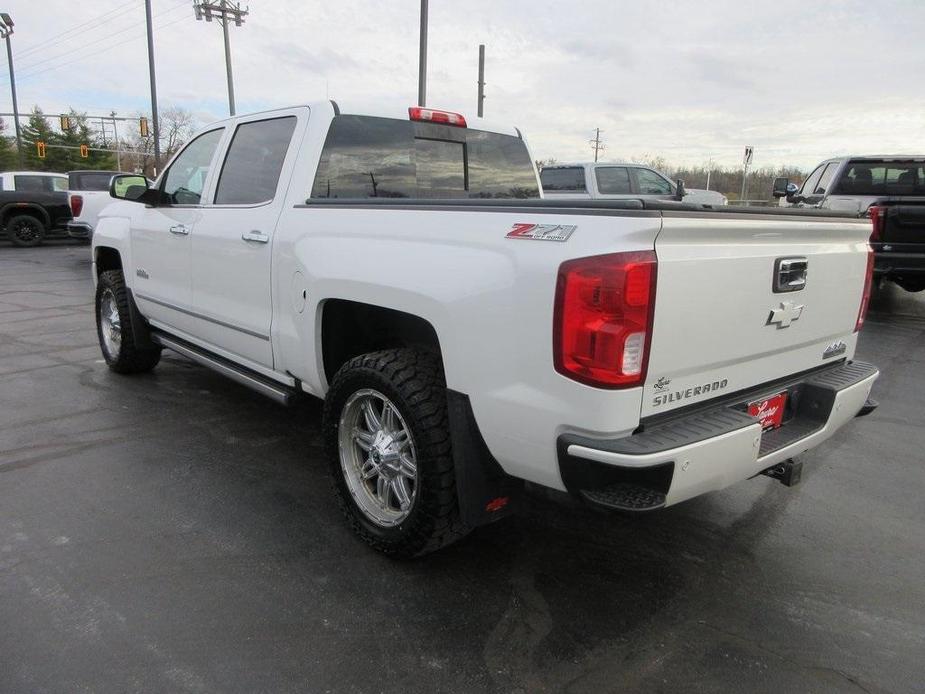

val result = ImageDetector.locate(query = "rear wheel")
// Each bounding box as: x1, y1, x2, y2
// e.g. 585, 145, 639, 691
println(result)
323, 348, 468, 557
7, 214, 45, 247
95, 270, 161, 374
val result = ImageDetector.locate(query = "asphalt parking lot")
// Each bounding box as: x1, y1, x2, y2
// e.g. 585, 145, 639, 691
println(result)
1, 242, 923, 693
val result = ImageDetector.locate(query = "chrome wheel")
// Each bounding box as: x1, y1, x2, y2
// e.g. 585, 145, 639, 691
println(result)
99, 288, 122, 359
338, 388, 418, 527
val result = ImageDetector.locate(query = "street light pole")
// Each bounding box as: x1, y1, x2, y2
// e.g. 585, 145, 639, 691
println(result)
477, 44, 485, 117
418, 0, 428, 107
194, 1, 248, 117
144, 0, 161, 173
0, 14, 23, 167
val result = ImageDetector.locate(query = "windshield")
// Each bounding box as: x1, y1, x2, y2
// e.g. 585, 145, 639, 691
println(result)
834, 160, 925, 195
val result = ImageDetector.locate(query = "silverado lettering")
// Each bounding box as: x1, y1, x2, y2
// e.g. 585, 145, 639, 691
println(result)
652, 379, 729, 407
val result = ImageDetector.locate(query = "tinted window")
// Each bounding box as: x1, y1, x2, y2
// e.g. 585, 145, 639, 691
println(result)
310, 115, 538, 199
813, 163, 839, 195
215, 117, 296, 205
634, 168, 672, 195
540, 167, 586, 192
162, 129, 224, 205
14, 175, 56, 193
595, 167, 632, 194
835, 161, 925, 195
69, 172, 117, 191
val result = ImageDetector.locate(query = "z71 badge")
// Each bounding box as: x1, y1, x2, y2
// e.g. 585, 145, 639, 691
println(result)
506, 223, 576, 242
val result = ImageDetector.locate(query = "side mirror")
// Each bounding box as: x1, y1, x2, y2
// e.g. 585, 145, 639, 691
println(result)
772, 177, 791, 198
110, 174, 154, 203
675, 179, 686, 201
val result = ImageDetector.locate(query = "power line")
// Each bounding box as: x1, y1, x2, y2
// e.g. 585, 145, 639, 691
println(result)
14, 1, 135, 59
14, 1, 187, 75
1, 14, 189, 86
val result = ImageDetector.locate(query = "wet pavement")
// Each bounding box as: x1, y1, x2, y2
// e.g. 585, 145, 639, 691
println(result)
1, 243, 923, 693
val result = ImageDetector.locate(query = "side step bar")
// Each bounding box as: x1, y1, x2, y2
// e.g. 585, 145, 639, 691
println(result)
151, 331, 299, 406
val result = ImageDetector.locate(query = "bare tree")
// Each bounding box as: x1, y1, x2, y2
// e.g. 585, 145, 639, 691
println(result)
122, 106, 198, 177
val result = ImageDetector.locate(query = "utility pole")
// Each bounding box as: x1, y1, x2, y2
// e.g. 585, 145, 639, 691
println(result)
194, 1, 248, 116
477, 44, 485, 117
417, 0, 428, 106
144, 0, 161, 173
0, 14, 23, 167
589, 128, 605, 162
111, 110, 122, 172
705, 157, 713, 191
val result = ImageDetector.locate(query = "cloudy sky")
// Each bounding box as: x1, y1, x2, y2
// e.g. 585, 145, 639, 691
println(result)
2, 0, 924, 170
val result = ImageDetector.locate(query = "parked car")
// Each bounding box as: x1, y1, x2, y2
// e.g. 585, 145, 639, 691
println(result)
540, 162, 728, 205
0, 170, 69, 193
66, 170, 126, 242
0, 187, 71, 247
774, 156, 925, 292
91, 102, 877, 556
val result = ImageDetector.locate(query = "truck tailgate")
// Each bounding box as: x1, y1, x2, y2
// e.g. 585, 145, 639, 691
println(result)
642, 213, 871, 417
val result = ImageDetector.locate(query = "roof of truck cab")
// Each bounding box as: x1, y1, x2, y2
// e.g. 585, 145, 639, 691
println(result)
203, 101, 521, 138
825, 155, 925, 162
542, 162, 656, 169
0, 170, 67, 176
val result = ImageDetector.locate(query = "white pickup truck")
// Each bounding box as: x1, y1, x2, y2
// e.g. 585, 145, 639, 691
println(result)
91, 102, 879, 556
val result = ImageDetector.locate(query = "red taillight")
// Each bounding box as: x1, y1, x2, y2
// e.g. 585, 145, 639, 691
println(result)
70, 194, 83, 218
855, 246, 875, 332
868, 205, 884, 242
554, 251, 657, 388
408, 106, 467, 128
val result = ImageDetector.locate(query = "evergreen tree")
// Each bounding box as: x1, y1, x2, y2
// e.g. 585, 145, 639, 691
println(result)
21, 108, 58, 171
0, 117, 17, 170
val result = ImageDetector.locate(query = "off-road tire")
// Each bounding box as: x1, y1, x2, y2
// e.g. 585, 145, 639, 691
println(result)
95, 270, 161, 374
323, 348, 468, 557
7, 214, 45, 247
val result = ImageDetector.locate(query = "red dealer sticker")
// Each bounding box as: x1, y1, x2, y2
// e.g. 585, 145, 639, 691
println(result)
748, 392, 787, 430
506, 223, 576, 241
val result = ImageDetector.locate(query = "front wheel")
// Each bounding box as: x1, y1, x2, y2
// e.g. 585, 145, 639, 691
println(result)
323, 349, 468, 557
95, 270, 161, 374
7, 214, 45, 247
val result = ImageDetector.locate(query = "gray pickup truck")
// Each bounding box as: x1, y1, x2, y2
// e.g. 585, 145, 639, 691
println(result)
774, 156, 925, 292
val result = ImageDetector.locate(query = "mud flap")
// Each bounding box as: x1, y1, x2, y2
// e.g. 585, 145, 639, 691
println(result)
446, 390, 523, 528
124, 287, 157, 351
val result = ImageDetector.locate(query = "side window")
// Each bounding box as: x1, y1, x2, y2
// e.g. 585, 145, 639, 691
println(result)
539, 167, 586, 192
799, 164, 826, 195
52, 177, 69, 192
162, 128, 224, 205
634, 168, 673, 195
214, 116, 297, 205
813, 163, 839, 195
595, 167, 632, 194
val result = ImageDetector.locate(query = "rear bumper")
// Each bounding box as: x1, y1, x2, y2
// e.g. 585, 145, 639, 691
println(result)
66, 222, 92, 240
872, 248, 925, 277
558, 361, 878, 509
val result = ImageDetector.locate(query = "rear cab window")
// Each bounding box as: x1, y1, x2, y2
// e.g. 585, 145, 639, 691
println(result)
539, 167, 586, 193
69, 172, 117, 191
14, 175, 67, 193
310, 115, 538, 199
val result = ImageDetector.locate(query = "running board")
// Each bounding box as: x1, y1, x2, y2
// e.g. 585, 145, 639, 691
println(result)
150, 331, 299, 406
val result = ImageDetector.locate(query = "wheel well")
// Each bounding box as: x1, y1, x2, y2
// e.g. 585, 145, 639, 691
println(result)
95, 247, 122, 275
3, 206, 48, 228
321, 300, 442, 382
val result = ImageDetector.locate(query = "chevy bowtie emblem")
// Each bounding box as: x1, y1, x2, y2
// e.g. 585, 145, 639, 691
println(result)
767, 301, 804, 328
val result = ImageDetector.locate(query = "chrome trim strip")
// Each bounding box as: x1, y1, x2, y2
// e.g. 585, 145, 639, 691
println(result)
135, 293, 270, 341
151, 332, 294, 406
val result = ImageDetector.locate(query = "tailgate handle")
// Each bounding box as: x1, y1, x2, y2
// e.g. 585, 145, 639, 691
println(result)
774, 257, 808, 293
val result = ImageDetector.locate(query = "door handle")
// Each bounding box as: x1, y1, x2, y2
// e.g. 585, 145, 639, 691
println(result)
241, 230, 269, 244
169, 224, 189, 236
